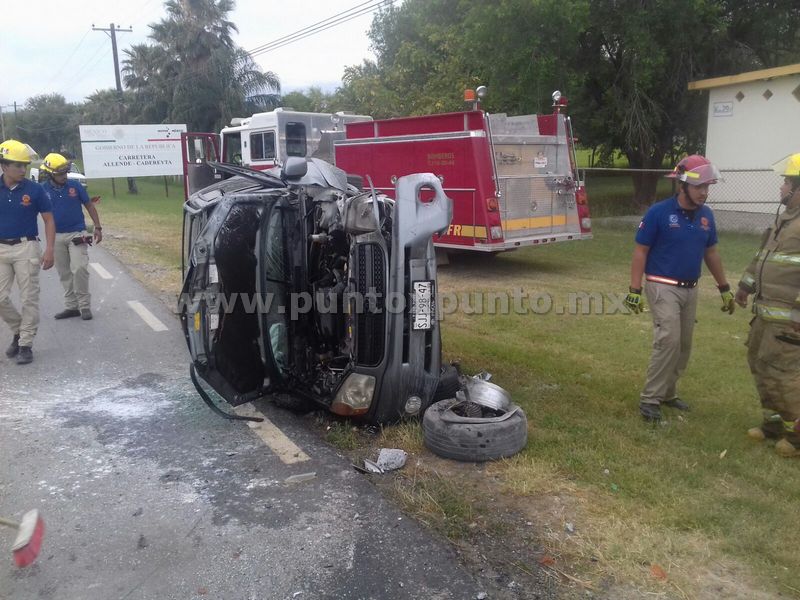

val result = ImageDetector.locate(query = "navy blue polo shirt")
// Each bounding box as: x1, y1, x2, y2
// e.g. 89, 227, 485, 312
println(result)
0, 176, 53, 238
43, 179, 90, 233
635, 196, 718, 281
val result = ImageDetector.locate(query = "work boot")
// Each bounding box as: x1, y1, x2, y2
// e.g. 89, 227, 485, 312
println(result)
663, 397, 690, 411
80, 308, 93, 320
747, 421, 783, 441
5, 334, 20, 358
775, 438, 800, 458
639, 402, 662, 422
16, 346, 33, 365
55, 308, 81, 319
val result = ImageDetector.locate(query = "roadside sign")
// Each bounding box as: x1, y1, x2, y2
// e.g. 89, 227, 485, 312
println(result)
79, 124, 187, 178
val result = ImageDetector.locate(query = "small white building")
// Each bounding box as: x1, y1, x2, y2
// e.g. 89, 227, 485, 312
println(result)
689, 63, 800, 214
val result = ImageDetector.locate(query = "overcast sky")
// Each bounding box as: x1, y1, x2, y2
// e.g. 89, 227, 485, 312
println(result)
2, 0, 383, 109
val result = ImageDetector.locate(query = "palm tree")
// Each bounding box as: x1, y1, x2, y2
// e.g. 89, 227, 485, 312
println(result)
123, 0, 280, 131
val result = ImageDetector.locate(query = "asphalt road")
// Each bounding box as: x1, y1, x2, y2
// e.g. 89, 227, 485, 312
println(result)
0, 243, 486, 600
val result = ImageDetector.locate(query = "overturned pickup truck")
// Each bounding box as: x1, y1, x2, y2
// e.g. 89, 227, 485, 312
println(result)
179, 158, 453, 424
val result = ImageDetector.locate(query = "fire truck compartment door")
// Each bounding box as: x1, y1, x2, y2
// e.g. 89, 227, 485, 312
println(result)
182, 133, 221, 199
494, 142, 576, 238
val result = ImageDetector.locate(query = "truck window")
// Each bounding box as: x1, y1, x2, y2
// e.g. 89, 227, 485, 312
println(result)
285, 122, 307, 157
250, 131, 276, 161
223, 133, 242, 164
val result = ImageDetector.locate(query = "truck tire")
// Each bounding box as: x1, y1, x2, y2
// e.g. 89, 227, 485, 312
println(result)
422, 398, 527, 462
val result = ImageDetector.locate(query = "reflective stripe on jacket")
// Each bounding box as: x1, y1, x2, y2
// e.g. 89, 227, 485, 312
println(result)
738, 204, 800, 313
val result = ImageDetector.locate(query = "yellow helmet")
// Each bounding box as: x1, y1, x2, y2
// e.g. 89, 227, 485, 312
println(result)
0, 139, 36, 164
41, 153, 71, 174
772, 153, 800, 178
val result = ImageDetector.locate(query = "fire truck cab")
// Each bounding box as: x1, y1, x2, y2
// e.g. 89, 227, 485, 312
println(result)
334, 91, 591, 251
181, 108, 371, 198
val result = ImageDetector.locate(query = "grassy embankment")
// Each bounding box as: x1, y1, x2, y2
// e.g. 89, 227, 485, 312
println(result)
94, 175, 800, 599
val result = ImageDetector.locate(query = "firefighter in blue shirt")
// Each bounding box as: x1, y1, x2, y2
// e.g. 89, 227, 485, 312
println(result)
0, 139, 56, 365
625, 155, 735, 421
40, 153, 102, 321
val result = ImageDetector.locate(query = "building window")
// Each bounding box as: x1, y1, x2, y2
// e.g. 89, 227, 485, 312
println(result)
763, 89, 773, 100
735, 91, 745, 102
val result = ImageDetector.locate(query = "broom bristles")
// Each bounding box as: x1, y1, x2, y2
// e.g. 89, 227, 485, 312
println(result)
12, 510, 44, 568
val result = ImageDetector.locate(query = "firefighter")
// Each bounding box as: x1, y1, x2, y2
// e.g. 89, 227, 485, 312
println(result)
625, 155, 735, 421
0, 139, 56, 365
40, 153, 102, 321
735, 153, 800, 457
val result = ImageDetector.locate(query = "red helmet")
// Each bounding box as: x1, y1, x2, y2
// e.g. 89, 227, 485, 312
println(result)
665, 154, 721, 186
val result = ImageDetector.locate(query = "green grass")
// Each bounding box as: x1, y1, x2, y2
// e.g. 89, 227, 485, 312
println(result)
584, 173, 677, 217
87, 176, 184, 294
94, 176, 800, 596
436, 226, 800, 595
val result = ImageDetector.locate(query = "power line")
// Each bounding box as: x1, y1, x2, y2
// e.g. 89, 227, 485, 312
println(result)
69, 38, 113, 90
247, 0, 391, 58
46, 29, 92, 87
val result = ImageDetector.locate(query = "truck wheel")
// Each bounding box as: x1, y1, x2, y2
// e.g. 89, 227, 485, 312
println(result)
422, 398, 527, 462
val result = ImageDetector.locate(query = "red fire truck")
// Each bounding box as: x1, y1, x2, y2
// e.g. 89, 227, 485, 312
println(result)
182, 90, 591, 251
335, 91, 591, 251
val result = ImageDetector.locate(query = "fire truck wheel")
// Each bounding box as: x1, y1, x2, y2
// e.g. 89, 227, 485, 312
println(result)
422, 398, 527, 462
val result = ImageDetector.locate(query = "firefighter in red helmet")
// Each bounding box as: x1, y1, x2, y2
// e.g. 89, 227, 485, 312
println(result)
625, 155, 735, 422
736, 153, 800, 457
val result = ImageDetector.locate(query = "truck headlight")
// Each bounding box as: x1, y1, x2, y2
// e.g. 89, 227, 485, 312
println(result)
331, 373, 376, 416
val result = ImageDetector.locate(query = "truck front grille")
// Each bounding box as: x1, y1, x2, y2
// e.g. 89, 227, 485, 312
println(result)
355, 243, 386, 367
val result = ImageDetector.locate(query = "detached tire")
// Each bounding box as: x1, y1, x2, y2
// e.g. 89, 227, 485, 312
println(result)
422, 399, 528, 462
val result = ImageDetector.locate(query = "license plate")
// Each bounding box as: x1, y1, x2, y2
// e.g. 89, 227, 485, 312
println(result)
412, 280, 434, 330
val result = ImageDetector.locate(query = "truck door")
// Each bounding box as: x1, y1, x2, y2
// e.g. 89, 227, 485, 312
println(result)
181, 133, 220, 199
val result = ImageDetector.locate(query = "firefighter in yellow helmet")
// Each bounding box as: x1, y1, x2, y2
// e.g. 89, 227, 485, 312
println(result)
735, 153, 800, 457
0, 139, 56, 365
40, 153, 102, 320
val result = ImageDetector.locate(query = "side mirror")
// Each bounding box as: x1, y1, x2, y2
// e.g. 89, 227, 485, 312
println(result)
282, 157, 308, 180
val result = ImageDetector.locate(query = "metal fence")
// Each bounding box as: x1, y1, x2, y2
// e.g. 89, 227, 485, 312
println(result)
582, 167, 784, 233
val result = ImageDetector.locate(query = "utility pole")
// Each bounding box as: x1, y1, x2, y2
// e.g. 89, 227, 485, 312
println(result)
93, 23, 138, 194
0, 107, 5, 140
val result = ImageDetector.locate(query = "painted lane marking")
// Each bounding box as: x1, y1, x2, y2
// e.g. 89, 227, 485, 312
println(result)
126, 300, 169, 332
235, 404, 311, 464
89, 262, 113, 279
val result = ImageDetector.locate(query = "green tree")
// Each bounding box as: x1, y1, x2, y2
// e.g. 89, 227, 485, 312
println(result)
81, 89, 131, 126
280, 87, 336, 113
15, 94, 80, 157
346, 0, 800, 207
122, 0, 280, 131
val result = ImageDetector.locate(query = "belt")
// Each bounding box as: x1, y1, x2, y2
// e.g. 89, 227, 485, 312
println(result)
0, 236, 38, 245
645, 274, 698, 288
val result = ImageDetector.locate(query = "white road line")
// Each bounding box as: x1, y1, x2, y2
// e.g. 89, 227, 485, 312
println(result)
89, 262, 113, 279
235, 404, 311, 464
126, 300, 169, 332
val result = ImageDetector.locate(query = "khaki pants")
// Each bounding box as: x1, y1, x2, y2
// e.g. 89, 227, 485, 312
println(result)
0, 240, 42, 347
54, 231, 90, 311
640, 282, 698, 405
747, 316, 800, 439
